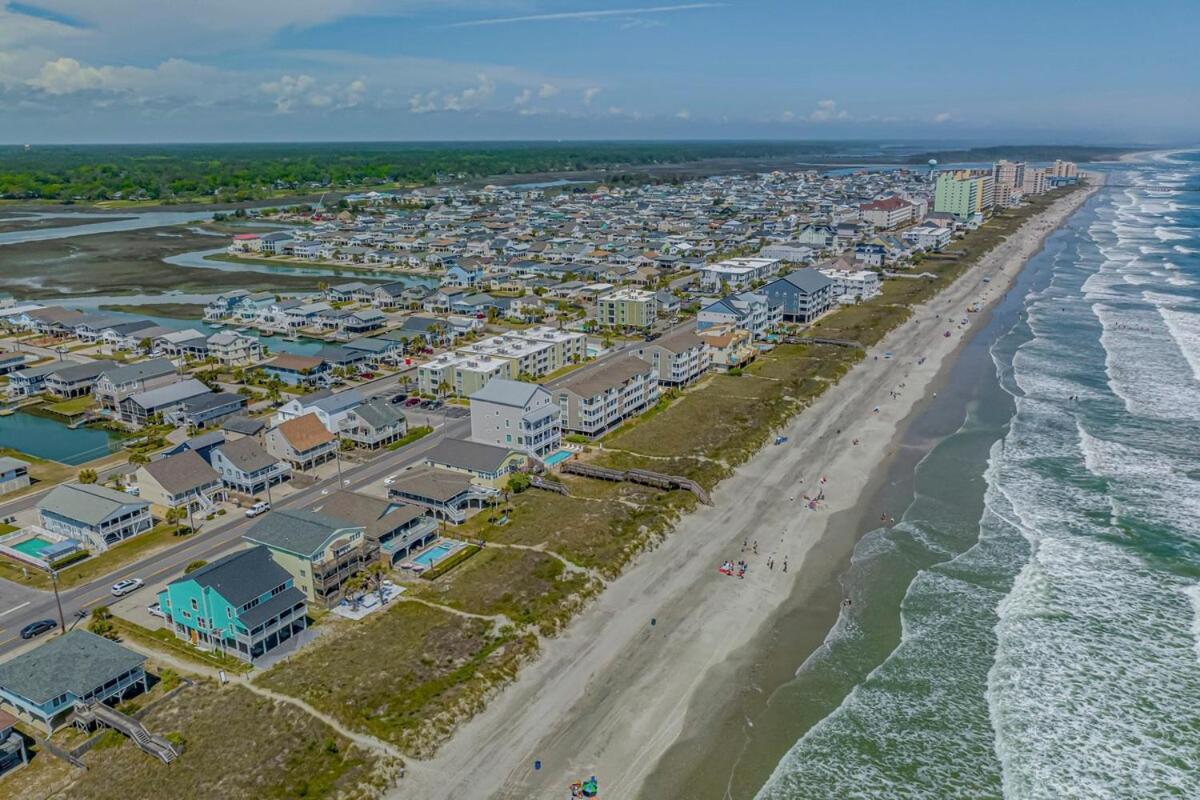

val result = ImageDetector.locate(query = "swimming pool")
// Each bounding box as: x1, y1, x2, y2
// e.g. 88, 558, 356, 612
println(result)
11, 536, 53, 558
543, 449, 573, 467
412, 542, 456, 569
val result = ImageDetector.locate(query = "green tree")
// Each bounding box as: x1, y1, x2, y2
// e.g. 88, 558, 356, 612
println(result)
78, 468, 98, 484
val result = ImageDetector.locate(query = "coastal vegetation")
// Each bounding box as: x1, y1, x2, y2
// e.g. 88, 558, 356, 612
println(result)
249, 183, 1084, 766
57, 684, 399, 800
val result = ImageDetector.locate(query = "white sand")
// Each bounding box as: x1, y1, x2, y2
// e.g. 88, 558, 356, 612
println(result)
396, 179, 1101, 800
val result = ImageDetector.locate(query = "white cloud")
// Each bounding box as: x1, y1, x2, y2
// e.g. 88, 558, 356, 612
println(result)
675, 109, 691, 119
779, 110, 795, 122
538, 82, 560, 99
583, 86, 602, 106
442, 73, 494, 111
514, 88, 533, 107
933, 111, 953, 123
258, 74, 317, 113
445, 3, 724, 28
808, 98, 848, 122
409, 89, 440, 114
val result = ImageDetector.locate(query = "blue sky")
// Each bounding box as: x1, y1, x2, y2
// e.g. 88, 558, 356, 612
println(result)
0, 0, 1196, 144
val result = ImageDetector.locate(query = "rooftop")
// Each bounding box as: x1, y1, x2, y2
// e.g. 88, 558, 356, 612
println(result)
0, 630, 145, 705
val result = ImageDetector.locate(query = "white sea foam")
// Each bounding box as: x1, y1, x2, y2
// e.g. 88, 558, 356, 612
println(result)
1187, 585, 1200, 667
1093, 301, 1200, 420
1150, 297, 1200, 382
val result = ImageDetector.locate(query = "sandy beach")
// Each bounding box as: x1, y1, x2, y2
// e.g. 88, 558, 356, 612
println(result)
397, 177, 1101, 800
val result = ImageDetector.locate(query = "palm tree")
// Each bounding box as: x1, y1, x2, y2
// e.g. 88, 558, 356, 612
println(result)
436, 380, 451, 399
78, 468, 98, 484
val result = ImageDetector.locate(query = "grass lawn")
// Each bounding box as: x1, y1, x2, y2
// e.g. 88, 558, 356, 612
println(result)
62, 684, 399, 800
55, 523, 195, 589
42, 395, 96, 417
385, 425, 433, 451
413, 546, 597, 634
256, 602, 537, 757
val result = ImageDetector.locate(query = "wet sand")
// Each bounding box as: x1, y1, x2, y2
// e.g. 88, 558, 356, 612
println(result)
396, 178, 1101, 800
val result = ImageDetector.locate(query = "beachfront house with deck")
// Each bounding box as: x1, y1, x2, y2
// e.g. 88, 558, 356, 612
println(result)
310, 491, 438, 566
387, 467, 498, 524
468, 378, 561, 459
37, 483, 153, 552
158, 546, 308, 663
696, 292, 780, 339
760, 269, 836, 323
0, 631, 148, 734
244, 510, 375, 606
423, 438, 527, 490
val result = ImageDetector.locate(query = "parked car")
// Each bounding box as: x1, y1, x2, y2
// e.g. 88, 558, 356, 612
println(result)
111, 577, 144, 597
147, 603, 166, 619
20, 619, 57, 639
405, 397, 421, 407
390, 393, 408, 405
360, 371, 375, 380
245, 500, 271, 518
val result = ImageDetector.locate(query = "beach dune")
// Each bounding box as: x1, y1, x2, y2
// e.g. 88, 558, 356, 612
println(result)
397, 178, 1101, 800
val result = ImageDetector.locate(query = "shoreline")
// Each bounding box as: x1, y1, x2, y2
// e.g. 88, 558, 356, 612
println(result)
395, 178, 1102, 800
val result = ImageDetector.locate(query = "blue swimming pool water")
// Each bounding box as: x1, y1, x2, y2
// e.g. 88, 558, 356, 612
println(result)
412, 543, 454, 568
544, 450, 572, 466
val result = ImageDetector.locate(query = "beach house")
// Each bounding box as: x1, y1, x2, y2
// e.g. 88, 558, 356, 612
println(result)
36, 483, 153, 552
243, 509, 375, 606
158, 546, 308, 663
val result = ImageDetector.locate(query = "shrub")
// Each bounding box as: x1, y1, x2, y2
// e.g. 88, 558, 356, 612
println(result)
184, 560, 208, 574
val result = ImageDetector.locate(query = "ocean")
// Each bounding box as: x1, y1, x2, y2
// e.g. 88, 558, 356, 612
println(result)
754, 153, 1200, 800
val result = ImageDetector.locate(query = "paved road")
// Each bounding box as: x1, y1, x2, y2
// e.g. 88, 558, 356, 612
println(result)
0, 413, 468, 658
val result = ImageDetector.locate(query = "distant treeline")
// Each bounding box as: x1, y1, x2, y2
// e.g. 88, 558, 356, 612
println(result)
0, 141, 856, 203
903, 144, 1135, 165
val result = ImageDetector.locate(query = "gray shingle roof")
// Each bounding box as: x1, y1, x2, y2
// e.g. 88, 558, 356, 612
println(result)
127, 378, 210, 410
239, 586, 307, 629
556, 356, 654, 399
425, 437, 521, 474
352, 397, 405, 430
141, 451, 220, 496
221, 415, 266, 436
775, 268, 834, 293
38, 483, 148, 526
214, 437, 278, 473
244, 509, 361, 559
99, 358, 176, 385
184, 545, 291, 607
311, 490, 426, 540
0, 630, 145, 705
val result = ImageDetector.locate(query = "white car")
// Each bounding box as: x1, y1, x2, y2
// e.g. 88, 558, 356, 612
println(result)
111, 578, 144, 597
245, 501, 271, 518
147, 603, 166, 619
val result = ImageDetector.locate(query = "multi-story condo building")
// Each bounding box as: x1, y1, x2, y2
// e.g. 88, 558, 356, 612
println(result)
555, 356, 659, 437
469, 378, 561, 459
1052, 160, 1079, 178
597, 287, 658, 330
417, 352, 511, 396
934, 171, 995, 219
631, 327, 710, 387
699, 257, 781, 291
858, 196, 916, 230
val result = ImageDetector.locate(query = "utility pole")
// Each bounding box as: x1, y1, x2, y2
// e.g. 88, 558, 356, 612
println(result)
50, 570, 66, 634
334, 447, 344, 485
